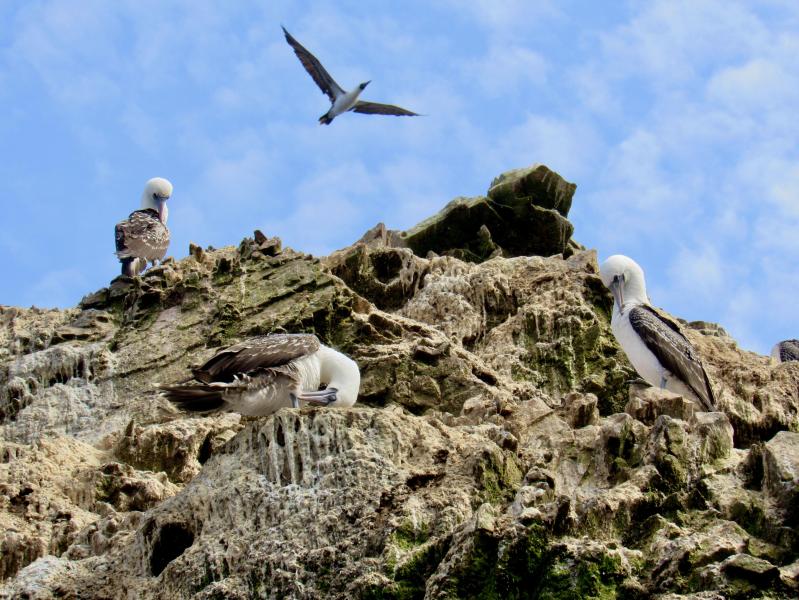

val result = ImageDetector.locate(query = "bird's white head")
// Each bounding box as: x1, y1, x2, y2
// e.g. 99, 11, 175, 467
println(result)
599, 254, 648, 316
318, 345, 361, 408
140, 177, 173, 224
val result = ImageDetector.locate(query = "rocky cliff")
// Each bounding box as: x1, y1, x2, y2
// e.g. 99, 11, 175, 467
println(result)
1, 165, 797, 599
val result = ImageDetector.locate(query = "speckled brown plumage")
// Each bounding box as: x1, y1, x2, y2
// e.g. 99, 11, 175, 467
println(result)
192, 334, 320, 383
115, 208, 170, 271
159, 334, 324, 415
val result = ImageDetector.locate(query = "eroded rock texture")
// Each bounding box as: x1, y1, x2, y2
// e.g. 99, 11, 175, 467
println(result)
1, 165, 797, 599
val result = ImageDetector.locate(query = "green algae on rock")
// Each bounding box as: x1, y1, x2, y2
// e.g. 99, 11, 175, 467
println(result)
1, 164, 798, 599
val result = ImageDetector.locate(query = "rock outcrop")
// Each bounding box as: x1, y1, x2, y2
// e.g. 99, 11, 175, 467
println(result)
1, 164, 797, 599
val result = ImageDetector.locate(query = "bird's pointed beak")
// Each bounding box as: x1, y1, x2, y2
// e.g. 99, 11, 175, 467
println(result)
364, 80, 371, 88
157, 196, 168, 223
610, 276, 625, 315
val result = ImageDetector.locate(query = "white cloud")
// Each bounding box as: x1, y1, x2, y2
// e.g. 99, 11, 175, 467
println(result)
494, 114, 601, 182
667, 244, 726, 302
443, 0, 561, 34
598, 1, 771, 87
464, 45, 548, 96
707, 58, 798, 112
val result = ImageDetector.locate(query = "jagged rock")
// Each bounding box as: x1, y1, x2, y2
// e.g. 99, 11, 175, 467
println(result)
0, 435, 178, 583
559, 391, 599, 428
326, 245, 428, 311
762, 431, 799, 523
487, 163, 576, 217
626, 385, 697, 425
0, 306, 79, 361
252, 230, 282, 256
115, 414, 243, 483
781, 558, 799, 591
396, 195, 574, 262
1, 164, 798, 598
0, 342, 117, 442
720, 553, 779, 585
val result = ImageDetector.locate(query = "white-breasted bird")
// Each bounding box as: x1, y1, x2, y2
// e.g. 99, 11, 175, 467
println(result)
159, 334, 360, 416
115, 177, 173, 277
282, 26, 420, 125
600, 254, 716, 412
771, 339, 799, 363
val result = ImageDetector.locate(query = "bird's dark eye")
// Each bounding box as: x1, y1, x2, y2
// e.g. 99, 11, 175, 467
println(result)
152, 193, 158, 200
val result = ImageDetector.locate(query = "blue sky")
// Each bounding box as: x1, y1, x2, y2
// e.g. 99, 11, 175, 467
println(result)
0, 1, 797, 354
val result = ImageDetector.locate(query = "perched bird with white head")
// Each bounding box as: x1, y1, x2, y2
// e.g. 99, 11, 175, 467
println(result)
114, 177, 173, 277
600, 254, 716, 412
771, 339, 799, 363
159, 334, 360, 416
282, 26, 420, 125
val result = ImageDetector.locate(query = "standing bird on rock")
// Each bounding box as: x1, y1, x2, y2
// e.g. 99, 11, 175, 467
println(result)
282, 26, 420, 125
159, 334, 360, 416
115, 177, 173, 276
771, 339, 799, 363
600, 255, 716, 412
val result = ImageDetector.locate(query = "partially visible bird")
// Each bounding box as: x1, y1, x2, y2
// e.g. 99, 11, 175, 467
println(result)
115, 177, 173, 277
600, 254, 716, 412
282, 25, 420, 125
771, 339, 799, 363
159, 334, 360, 416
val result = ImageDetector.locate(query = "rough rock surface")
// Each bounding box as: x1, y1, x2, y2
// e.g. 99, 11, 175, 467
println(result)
1, 165, 797, 599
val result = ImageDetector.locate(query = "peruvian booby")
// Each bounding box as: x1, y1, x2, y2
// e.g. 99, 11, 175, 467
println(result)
600, 255, 716, 412
115, 177, 173, 276
282, 26, 420, 125
159, 334, 360, 416
771, 339, 799, 363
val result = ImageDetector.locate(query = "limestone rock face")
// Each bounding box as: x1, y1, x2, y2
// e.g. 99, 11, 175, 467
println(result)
1, 165, 797, 599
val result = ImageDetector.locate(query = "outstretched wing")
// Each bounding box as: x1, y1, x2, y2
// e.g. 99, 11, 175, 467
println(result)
193, 333, 320, 383
114, 208, 169, 261
282, 26, 344, 102
350, 101, 419, 117
628, 305, 716, 411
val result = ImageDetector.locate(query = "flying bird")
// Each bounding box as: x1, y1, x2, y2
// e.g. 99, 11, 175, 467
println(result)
115, 177, 173, 277
159, 333, 360, 416
600, 255, 716, 412
771, 339, 799, 363
282, 25, 419, 125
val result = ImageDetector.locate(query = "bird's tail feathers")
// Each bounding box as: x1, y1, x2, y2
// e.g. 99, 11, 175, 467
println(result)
318, 112, 333, 125
158, 383, 226, 412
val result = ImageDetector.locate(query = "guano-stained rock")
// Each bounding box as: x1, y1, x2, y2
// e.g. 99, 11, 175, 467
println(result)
1, 164, 797, 599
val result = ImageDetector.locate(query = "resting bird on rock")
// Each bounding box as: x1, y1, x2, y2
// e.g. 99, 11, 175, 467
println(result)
115, 177, 173, 276
771, 339, 799, 363
600, 254, 716, 412
159, 334, 360, 416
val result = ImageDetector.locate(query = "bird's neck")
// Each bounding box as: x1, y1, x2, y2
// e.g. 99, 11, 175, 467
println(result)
140, 193, 168, 225
318, 345, 359, 396
618, 279, 648, 315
